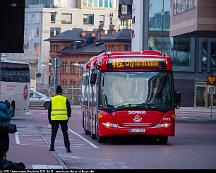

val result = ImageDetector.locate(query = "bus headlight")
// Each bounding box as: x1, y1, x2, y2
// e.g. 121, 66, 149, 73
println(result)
154, 123, 172, 128
102, 123, 119, 128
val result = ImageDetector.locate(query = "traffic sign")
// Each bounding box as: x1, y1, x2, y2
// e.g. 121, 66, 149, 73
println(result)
208, 76, 216, 85
208, 85, 216, 94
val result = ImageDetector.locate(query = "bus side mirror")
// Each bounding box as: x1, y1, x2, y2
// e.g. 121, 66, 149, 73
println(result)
174, 91, 181, 109
90, 71, 97, 84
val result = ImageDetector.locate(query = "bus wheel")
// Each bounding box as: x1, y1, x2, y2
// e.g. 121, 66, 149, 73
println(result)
97, 136, 106, 143
91, 133, 96, 139
44, 102, 50, 110
158, 136, 168, 144
82, 114, 90, 135
85, 129, 91, 135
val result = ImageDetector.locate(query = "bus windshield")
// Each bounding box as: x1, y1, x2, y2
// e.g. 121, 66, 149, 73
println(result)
99, 71, 174, 112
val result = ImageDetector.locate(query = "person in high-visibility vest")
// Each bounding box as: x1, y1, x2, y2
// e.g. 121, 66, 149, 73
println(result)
48, 85, 71, 153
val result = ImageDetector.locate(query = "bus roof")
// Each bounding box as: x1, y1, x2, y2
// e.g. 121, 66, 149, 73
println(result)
86, 51, 172, 71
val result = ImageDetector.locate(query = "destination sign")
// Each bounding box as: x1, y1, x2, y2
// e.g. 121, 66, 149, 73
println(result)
107, 58, 166, 69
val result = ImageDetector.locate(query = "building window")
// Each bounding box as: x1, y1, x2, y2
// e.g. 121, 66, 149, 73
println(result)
202, 42, 208, 71
83, 0, 87, 7
121, 5, 128, 15
99, 0, 103, 7
149, 0, 170, 31
65, 62, 68, 73
73, 62, 76, 73
109, 0, 113, 8
173, 0, 196, 15
70, 62, 73, 74
104, 0, 109, 8
170, 37, 191, 67
88, 0, 93, 7
99, 15, 105, 26
83, 0, 113, 8
93, 0, 98, 7
211, 42, 216, 71
124, 45, 129, 51
51, 12, 56, 23
163, 0, 170, 31
149, 0, 163, 31
61, 13, 72, 24
148, 36, 191, 67
50, 27, 61, 37
83, 14, 94, 25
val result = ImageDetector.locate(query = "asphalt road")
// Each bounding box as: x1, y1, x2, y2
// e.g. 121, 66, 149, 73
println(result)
8, 107, 216, 169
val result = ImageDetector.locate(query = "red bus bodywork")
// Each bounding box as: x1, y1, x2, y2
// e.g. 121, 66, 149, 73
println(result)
81, 51, 176, 143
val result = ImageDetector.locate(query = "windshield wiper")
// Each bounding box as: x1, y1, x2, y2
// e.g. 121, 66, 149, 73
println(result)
108, 104, 137, 112
135, 103, 160, 109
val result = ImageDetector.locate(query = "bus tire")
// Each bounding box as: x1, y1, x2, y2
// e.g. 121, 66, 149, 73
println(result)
91, 133, 96, 139
97, 136, 106, 143
158, 136, 168, 144
44, 102, 50, 110
83, 114, 90, 135
85, 129, 90, 135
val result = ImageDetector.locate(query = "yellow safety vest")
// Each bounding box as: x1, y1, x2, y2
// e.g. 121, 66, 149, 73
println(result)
51, 95, 68, 121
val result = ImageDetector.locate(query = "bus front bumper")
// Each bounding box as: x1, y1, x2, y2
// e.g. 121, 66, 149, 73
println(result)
98, 122, 175, 137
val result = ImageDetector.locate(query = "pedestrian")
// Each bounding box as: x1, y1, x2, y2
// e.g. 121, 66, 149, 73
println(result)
48, 85, 71, 153
0, 100, 12, 163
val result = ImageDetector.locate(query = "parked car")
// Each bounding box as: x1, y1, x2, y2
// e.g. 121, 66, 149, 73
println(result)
29, 90, 50, 109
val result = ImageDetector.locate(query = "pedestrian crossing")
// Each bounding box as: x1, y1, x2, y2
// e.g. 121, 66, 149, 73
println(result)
15, 125, 47, 147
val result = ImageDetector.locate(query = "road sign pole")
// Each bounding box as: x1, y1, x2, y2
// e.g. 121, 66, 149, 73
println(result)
207, 85, 215, 118
211, 94, 213, 118
53, 58, 58, 92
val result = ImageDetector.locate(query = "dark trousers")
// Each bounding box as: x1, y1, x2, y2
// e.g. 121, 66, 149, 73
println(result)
0, 133, 9, 162
50, 121, 70, 148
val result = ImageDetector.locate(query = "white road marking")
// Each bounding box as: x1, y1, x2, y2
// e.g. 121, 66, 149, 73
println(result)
15, 132, 20, 144
68, 129, 98, 149
40, 113, 46, 115
20, 144, 48, 148
32, 164, 64, 169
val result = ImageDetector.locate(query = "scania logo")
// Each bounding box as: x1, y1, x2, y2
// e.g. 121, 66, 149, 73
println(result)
128, 111, 146, 114
133, 115, 142, 123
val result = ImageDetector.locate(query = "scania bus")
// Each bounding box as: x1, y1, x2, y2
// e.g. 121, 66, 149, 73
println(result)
0, 60, 30, 116
81, 51, 181, 144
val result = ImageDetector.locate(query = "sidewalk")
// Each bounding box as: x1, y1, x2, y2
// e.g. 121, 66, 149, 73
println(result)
7, 113, 67, 169
176, 106, 216, 122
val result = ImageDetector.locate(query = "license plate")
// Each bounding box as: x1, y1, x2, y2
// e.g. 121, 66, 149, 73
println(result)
129, 128, 145, 133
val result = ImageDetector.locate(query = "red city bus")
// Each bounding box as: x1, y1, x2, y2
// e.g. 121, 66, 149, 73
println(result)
81, 51, 181, 144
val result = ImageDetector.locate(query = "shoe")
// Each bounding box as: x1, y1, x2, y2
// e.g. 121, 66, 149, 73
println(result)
66, 148, 71, 153
49, 147, 55, 151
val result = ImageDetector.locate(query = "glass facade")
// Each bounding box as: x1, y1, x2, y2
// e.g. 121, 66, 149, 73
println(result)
211, 42, 216, 71
149, 0, 170, 31
173, 0, 196, 15
148, 36, 191, 68
202, 42, 207, 71
170, 37, 191, 67
148, 0, 192, 68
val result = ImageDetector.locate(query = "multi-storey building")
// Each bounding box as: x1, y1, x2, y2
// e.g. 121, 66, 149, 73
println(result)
6, 0, 120, 92
132, 0, 216, 107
